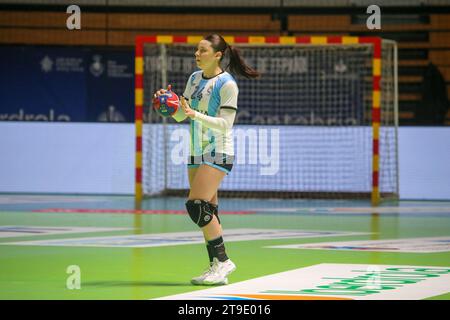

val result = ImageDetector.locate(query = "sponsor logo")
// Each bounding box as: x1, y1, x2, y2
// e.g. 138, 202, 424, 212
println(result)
40, 55, 83, 73
156, 264, 450, 300
97, 105, 125, 122
90, 55, 104, 77
107, 59, 133, 78
1, 229, 369, 248
41, 56, 53, 72
267, 237, 450, 253
0, 108, 71, 121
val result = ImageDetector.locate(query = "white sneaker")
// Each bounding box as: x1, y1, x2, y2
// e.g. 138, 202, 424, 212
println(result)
191, 263, 229, 285
202, 258, 236, 286
191, 264, 216, 285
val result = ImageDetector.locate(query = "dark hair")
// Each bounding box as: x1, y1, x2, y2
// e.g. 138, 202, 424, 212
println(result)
204, 34, 260, 79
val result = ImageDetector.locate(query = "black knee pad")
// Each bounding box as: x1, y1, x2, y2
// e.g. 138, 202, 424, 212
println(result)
211, 203, 220, 224
185, 199, 216, 227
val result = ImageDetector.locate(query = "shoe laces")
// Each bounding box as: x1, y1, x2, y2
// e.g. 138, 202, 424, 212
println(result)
210, 258, 220, 273
202, 264, 214, 276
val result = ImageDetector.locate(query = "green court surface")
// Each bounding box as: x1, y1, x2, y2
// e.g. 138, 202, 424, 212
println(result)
0, 195, 449, 300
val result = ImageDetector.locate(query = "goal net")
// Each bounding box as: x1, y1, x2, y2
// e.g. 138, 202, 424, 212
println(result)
135, 36, 398, 204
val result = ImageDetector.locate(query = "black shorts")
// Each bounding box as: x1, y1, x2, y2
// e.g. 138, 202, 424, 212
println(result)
187, 153, 234, 174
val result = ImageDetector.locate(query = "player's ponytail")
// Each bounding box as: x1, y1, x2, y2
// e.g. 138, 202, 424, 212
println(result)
227, 45, 260, 79
204, 34, 260, 79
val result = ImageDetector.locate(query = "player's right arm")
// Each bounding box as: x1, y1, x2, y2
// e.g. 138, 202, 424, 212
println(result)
152, 85, 171, 112
153, 84, 171, 99
152, 84, 187, 122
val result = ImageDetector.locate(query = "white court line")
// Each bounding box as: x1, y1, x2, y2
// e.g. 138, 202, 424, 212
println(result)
0, 229, 371, 247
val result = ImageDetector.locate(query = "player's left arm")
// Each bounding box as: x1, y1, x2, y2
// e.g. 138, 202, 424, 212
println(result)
181, 81, 238, 133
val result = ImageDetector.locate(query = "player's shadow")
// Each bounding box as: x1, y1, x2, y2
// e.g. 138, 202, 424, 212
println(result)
83, 281, 189, 287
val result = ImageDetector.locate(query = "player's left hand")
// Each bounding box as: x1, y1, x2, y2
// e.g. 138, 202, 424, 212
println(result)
180, 97, 196, 119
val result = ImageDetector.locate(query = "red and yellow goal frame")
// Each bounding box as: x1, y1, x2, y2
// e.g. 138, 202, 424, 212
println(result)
135, 35, 382, 205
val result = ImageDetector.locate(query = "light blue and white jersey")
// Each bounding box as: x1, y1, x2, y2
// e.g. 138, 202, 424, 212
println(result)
182, 70, 238, 156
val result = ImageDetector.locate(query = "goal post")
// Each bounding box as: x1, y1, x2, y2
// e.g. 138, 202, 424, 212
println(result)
135, 35, 398, 206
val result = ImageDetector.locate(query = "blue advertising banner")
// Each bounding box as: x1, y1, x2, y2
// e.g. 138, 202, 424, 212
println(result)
0, 46, 134, 122
85, 48, 134, 122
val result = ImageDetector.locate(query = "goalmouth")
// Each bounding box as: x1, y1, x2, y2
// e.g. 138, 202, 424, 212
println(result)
135, 35, 398, 206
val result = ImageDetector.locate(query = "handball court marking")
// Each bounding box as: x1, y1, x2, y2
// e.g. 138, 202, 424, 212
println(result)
267, 236, 450, 253
0, 229, 370, 248
0, 225, 131, 238
155, 263, 450, 300
31, 208, 255, 215
252, 206, 450, 215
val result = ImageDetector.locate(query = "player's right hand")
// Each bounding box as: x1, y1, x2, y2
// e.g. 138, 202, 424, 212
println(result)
153, 85, 172, 99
